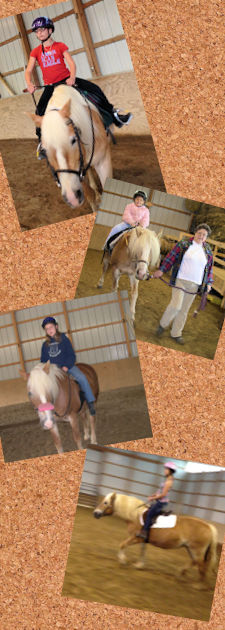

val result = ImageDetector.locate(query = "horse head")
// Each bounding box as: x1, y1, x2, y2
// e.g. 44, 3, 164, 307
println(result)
26, 362, 63, 430
28, 96, 89, 208
93, 492, 116, 519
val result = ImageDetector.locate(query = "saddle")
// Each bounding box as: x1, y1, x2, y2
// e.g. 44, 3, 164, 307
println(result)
104, 227, 134, 253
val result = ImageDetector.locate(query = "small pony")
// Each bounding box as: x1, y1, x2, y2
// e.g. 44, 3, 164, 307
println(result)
97, 226, 161, 321
28, 85, 112, 211
94, 492, 218, 586
21, 361, 99, 453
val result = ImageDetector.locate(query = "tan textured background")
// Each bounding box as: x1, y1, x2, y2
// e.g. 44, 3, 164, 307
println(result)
0, 1, 224, 629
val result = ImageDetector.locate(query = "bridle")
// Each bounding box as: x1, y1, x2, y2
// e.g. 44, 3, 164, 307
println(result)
45, 93, 95, 185
132, 257, 150, 279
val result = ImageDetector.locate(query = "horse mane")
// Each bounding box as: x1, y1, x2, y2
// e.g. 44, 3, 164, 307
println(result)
27, 363, 64, 401
43, 85, 98, 149
106, 492, 146, 522
128, 227, 160, 267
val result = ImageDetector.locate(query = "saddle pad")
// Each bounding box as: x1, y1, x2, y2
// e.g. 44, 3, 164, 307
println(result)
106, 228, 133, 251
139, 512, 177, 528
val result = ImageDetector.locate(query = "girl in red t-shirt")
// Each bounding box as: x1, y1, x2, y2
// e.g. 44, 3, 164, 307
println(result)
25, 16, 132, 158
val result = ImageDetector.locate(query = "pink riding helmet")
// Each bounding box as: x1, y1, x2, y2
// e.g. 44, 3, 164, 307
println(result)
164, 461, 177, 471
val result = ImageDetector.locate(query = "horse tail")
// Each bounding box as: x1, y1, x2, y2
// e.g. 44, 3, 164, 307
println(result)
204, 524, 218, 574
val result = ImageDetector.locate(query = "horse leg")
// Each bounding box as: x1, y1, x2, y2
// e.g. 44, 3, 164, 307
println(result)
80, 406, 90, 441
180, 545, 196, 578
82, 179, 97, 213
87, 167, 102, 209
95, 145, 113, 188
129, 276, 139, 321
118, 534, 139, 565
182, 545, 211, 588
68, 413, 82, 450
97, 252, 110, 288
50, 424, 64, 454
86, 407, 97, 444
112, 267, 120, 291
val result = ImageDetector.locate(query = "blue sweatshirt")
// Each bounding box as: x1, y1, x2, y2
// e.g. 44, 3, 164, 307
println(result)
41, 333, 76, 369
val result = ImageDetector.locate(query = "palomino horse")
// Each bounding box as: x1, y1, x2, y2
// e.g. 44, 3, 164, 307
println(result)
28, 85, 112, 210
93, 492, 218, 585
21, 361, 99, 453
97, 227, 161, 321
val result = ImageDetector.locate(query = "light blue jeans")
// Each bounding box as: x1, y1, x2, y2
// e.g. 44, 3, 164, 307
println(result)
68, 365, 95, 403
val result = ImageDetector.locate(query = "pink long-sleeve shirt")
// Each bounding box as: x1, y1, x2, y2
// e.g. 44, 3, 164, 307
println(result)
122, 202, 150, 227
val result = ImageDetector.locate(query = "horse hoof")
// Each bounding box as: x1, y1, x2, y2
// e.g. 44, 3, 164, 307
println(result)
118, 552, 127, 565
133, 562, 145, 570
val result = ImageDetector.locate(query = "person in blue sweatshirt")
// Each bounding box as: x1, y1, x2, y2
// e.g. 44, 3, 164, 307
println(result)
41, 316, 95, 416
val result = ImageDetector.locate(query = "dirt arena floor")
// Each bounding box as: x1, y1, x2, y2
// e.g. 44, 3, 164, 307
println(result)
0, 135, 165, 231
0, 384, 151, 462
75, 249, 224, 360
62, 506, 220, 621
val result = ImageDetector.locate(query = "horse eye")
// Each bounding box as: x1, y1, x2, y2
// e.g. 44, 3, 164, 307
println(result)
71, 137, 76, 145
28, 391, 32, 398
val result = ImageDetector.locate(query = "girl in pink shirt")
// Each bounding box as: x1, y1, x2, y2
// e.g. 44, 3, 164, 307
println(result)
104, 191, 150, 252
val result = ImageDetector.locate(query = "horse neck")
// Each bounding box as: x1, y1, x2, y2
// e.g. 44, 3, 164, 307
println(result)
114, 495, 144, 522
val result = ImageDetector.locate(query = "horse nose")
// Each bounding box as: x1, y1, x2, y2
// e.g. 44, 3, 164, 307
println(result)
93, 510, 101, 519
75, 188, 84, 204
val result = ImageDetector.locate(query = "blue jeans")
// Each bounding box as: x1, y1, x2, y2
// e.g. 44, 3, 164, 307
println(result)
144, 500, 166, 531
68, 366, 95, 404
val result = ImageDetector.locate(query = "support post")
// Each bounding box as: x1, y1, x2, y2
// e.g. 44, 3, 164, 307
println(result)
72, 0, 101, 77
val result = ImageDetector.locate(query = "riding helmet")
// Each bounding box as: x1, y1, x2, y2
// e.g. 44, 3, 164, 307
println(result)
164, 461, 177, 472
133, 190, 147, 203
42, 316, 57, 329
32, 16, 55, 32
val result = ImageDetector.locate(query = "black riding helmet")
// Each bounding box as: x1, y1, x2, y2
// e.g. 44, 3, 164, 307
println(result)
42, 316, 58, 329
32, 16, 55, 33
133, 190, 147, 203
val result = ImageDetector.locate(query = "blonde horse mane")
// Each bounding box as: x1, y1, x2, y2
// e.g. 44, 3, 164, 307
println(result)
42, 84, 99, 151
28, 363, 64, 401
128, 227, 160, 267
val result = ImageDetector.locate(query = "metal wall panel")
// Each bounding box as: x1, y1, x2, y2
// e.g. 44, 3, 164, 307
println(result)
95, 41, 133, 75
96, 179, 192, 237
0, 292, 136, 378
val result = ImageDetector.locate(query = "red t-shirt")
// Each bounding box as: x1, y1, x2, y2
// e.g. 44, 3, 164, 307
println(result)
30, 41, 70, 85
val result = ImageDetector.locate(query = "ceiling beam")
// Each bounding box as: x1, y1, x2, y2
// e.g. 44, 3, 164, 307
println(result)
72, 0, 101, 77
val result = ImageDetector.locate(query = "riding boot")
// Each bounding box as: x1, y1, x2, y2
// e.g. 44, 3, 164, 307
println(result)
112, 109, 133, 128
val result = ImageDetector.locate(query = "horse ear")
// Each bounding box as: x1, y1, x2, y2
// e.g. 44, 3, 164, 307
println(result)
111, 492, 116, 505
26, 112, 43, 127
60, 99, 71, 119
19, 369, 28, 381
43, 360, 50, 374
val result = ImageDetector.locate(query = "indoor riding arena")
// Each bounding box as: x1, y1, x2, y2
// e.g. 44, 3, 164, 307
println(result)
75, 180, 225, 360
0, 1, 165, 230
62, 446, 225, 622
0, 293, 151, 462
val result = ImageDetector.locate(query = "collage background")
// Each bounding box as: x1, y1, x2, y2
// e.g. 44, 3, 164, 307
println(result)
0, 0, 224, 628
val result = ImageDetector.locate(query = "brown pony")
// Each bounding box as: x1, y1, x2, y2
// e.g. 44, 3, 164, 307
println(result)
93, 492, 218, 585
97, 227, 161, 321
21, 361, 99, 453
28, 84, 112, 211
